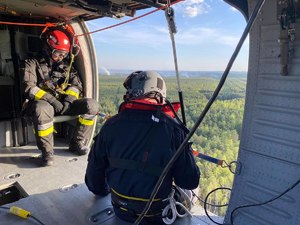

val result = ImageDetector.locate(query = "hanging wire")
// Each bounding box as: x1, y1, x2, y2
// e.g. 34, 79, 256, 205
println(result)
192, 190, 229, 207
230, 178, 300, 225
165, 6, 187, 125
133, 0, 266, 224
204, 187, 232, 225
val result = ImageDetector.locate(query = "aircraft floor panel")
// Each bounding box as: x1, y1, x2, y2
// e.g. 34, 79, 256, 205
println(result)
0, 184, 218, 225
0, 140, 220, 225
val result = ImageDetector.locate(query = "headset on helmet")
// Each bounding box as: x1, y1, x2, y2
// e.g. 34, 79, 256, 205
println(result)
123, 71, 167, 103
46, 30, 71, 52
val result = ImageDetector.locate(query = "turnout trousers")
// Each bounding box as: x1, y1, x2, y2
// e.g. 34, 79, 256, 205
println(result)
26, 98, 99, 155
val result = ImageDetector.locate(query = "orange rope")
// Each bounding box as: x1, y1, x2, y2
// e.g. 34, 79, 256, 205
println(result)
0, 21, 56, 27
75, 0, 184, 37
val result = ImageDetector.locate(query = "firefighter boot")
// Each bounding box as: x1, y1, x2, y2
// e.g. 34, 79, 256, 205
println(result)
41, 151, 54, 167
69, 138, 89, 156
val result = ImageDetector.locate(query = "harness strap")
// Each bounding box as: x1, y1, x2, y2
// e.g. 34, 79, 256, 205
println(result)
111, 188, 166, 217
108, 157, 164, 177
61, 53, 74, 90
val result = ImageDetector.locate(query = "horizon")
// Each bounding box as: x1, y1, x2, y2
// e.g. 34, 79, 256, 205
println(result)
88, 1, 248, 72
99, 68, 248, 76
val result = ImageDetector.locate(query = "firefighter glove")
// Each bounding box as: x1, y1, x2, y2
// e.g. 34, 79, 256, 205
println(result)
64, 94, 77, 104
61, 101, 71, 115
50, 99, 63, 114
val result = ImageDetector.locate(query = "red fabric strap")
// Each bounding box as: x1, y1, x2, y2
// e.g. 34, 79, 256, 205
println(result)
119, 100, 180, 118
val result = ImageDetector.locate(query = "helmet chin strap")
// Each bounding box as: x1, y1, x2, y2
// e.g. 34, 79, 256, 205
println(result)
124, 92, 164, 104
149, 92, 163, 104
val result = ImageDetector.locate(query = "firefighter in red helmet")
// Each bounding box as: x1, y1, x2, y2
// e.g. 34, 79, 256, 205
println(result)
47, 30, 71, 61
21, 28, 99, 166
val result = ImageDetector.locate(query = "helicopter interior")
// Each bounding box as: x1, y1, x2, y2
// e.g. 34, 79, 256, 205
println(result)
1, 0, 300, 225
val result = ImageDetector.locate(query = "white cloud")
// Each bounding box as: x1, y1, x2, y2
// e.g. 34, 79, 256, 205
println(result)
91, 24, 170, 47
187, 0, 205, 5
91, 23, 241, 50
184, 6, 201, 17
174, 0, 209, 17
176, 27, 240, 47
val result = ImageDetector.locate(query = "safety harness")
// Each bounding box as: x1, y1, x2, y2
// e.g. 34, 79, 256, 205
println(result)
111, 188, 167, 217
110, 100, 192, 224
38, 57, 77, 100
111, 186, 193, 223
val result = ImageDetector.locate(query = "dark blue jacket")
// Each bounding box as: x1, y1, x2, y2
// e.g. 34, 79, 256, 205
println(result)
85, 102, 200, 200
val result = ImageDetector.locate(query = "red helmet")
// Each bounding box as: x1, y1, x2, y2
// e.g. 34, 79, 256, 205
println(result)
46, 30, 71, 52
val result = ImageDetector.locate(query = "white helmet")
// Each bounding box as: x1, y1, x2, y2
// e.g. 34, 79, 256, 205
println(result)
123, 71, 167, 103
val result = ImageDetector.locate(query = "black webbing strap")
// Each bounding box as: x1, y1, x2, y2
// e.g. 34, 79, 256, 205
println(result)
111, 190, 166, 217
108, 157, 164, 177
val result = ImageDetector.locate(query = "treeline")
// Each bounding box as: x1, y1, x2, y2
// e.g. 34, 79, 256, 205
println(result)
96, 75, 246, 217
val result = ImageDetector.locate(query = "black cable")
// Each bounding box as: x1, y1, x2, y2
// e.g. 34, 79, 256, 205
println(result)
192, 190, 229, 207
230, 178, 300, 225
178, 91, 186, 125
30, 214, 46, 225
203, 179, 300, 225
204, 187, 231, 225
0, 206, 45, 225
164, 99, 187, 132
133, 0, 265, 224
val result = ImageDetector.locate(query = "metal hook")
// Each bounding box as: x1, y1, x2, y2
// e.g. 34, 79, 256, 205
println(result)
165, 7, 177, 34
221, 160, 241, 174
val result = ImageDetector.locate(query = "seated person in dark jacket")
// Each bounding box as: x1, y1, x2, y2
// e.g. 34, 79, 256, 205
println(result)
85, 71, 200, 224
21, 28, 99, 167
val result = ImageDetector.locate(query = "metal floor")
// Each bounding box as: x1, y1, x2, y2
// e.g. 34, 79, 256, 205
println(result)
0, 141, 221, 225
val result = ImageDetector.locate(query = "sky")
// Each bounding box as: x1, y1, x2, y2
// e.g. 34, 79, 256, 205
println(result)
86, 0, 248, 72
